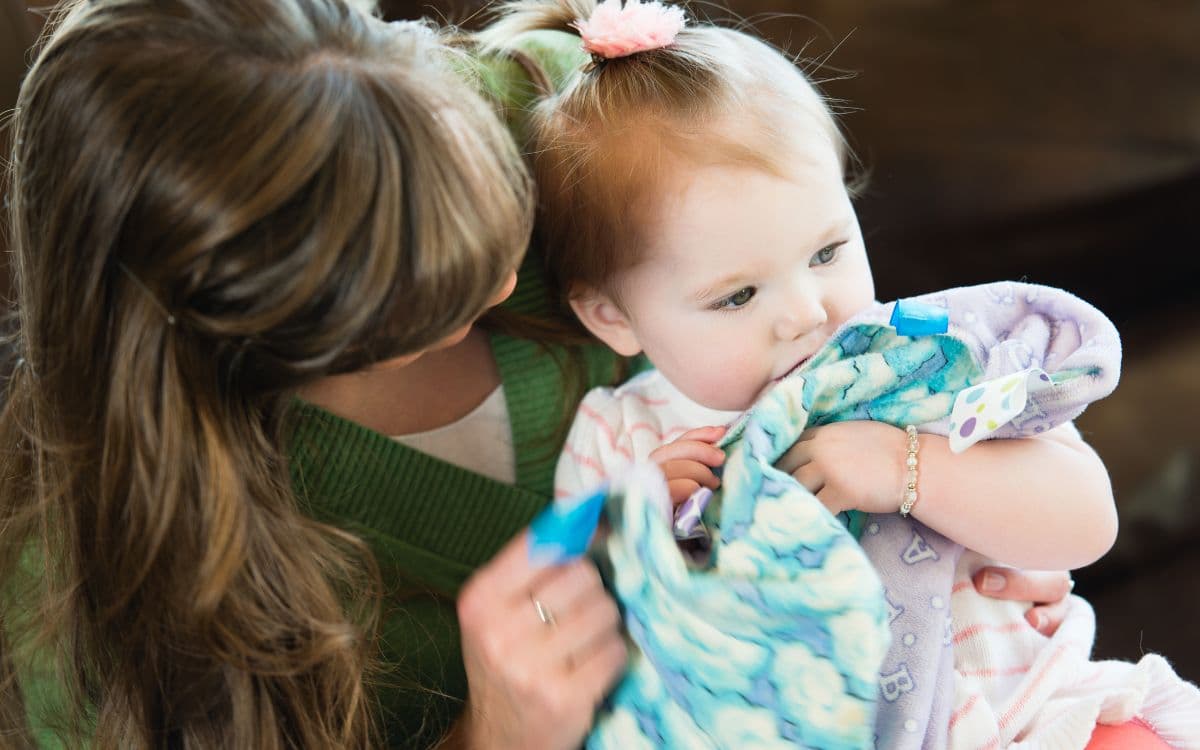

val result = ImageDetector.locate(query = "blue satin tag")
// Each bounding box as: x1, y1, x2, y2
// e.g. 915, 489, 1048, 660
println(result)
890, 298, 950, 336
528, 485, 607, 565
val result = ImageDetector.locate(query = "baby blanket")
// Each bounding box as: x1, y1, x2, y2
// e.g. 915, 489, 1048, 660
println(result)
583, 282, 1144, 749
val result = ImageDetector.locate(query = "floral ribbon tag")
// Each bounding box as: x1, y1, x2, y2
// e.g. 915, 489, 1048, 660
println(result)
949, 368, 1056, 452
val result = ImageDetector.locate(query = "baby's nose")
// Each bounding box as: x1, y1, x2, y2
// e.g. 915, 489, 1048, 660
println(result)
774, 296, 828, 340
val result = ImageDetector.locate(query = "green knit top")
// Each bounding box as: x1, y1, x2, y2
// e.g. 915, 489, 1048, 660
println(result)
289, 261, 630, 748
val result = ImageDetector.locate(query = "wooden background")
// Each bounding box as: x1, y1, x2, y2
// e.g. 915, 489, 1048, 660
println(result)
5, 0, 1199, 683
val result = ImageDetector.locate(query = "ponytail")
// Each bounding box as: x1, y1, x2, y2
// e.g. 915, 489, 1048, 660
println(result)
1, 0, 531, 744
477, 0, 848, 301
478, 0, 595, 45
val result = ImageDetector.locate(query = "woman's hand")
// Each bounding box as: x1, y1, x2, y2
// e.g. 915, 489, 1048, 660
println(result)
452, 531, 627, 750
973, 566, 1075, 636
648, 425, 726, 505
776, 421, 909, 515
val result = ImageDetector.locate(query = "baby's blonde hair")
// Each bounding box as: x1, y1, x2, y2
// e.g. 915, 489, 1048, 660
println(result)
479, 0, 846, 303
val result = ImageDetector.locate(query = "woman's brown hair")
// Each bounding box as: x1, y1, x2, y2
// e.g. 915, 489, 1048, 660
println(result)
0, 0, 531, 746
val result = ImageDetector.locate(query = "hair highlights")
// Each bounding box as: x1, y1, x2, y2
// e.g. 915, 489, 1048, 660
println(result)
0, 0, 530, 745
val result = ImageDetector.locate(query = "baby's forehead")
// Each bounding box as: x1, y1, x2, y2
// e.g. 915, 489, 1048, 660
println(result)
651, 141, 848, 228
642, 113, 845, 202
634, 155, 855, 274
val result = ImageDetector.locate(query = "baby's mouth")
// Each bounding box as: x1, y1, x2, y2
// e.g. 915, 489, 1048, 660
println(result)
774, 355, 812, 382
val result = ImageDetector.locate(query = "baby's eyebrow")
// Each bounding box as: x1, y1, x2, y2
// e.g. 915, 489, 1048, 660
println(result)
691, 273, 752, 302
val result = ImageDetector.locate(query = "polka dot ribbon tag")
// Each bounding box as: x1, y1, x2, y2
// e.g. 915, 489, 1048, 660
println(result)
948, 368, 1055, 453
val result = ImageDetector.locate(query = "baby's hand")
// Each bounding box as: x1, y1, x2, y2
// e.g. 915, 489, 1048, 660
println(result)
648, 425, 726, 506
776, 421, 912, 515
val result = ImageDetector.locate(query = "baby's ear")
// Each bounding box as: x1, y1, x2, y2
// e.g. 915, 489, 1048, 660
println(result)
569, 286, 642, 357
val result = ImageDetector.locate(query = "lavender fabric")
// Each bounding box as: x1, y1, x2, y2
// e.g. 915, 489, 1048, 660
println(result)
850, 282, 1121, 748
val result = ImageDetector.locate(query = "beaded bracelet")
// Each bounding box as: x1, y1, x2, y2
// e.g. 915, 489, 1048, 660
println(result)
899, 425, 920, 517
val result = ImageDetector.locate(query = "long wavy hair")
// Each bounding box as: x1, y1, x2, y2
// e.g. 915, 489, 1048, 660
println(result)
0, 0, 531, 746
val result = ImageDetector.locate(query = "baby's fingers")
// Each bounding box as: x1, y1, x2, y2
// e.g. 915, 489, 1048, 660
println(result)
659, 459, 720, 489
666, 478, 701, 505
673, 425, 727, 443
649, 439, 725, 468
1026, 598, 1070, 637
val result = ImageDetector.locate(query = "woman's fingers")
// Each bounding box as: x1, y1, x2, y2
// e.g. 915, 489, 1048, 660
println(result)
973, 567, 1073, 604
528, 566, 627, 712
547, 583, 624, 667
973, 567, 1074, 636
529, 558, 605, 622
458, 534, 628, 749
1026, 597, 1070, 636
570, 632, 628, 706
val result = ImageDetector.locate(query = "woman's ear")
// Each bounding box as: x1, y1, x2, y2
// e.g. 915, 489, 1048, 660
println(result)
569, 286, 642, 357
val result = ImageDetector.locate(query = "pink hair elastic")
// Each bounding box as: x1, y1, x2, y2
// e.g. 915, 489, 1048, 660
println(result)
572, 0, 686, 60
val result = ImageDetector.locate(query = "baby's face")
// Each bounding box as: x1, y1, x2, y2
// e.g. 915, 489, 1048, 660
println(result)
613, 142, 875, 411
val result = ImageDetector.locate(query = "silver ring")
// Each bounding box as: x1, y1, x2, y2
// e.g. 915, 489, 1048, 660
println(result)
532, 597, 557, 627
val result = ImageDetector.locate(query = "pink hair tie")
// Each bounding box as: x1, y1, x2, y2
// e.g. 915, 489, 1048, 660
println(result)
572, 0, 687, 60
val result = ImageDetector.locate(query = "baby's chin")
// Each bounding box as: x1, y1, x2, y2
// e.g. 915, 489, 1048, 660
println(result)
749, 381, 780, 408
687, 367, 809, 412
694, 389, 767, 414
730, 376, 795, 411
673, 378, 770, 413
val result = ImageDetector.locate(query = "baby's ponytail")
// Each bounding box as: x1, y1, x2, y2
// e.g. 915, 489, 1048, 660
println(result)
480, 0, 594, 40
477, 0, 845, 302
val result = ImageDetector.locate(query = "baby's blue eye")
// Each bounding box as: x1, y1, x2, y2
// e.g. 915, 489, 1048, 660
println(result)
715, 286, 757, 310
811, 244, 841, 266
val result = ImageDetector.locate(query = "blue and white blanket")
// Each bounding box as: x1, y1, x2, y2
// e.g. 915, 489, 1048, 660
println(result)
586, 282, 1123, 749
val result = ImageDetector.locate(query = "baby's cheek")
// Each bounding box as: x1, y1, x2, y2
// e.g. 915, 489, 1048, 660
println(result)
688, 358, 769, 411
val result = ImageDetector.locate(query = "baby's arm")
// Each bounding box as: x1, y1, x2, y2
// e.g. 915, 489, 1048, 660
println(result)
779, 420, 1117, 570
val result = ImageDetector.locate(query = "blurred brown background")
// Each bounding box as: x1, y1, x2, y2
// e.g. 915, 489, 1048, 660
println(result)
4, 0, 1198, 682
